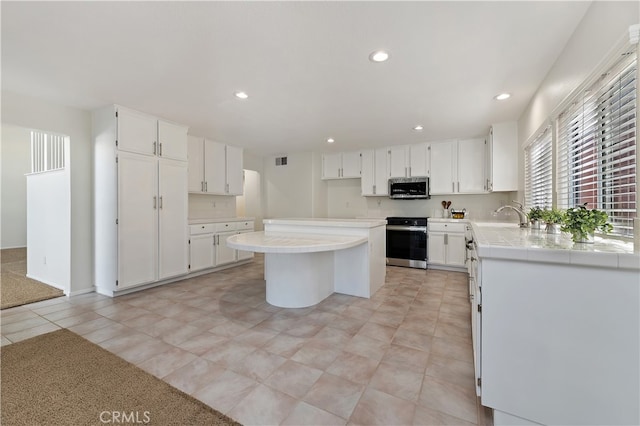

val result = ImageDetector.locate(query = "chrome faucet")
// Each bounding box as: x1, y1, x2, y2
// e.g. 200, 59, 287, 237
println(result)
495, 201, 529, 228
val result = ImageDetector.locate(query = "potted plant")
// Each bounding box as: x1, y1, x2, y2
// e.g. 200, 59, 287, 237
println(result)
540, 208, 565, 234
561, 203, 613, 243
527, 207, 544, 230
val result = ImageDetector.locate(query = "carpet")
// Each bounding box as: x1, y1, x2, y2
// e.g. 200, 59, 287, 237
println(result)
1, 329, 242, 426
1, 248, 64, 309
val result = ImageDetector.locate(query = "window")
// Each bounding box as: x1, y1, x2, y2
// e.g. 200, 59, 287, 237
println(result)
557, 50, 636, 237
524, 127, 553, 210
30, 130, 66, 173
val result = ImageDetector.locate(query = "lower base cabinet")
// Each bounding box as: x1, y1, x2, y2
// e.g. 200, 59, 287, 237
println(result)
428, 222, 467, 269
189, 220, 254, 273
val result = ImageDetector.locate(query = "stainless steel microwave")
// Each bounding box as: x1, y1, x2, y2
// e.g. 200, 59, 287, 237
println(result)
388, 177, 430, 199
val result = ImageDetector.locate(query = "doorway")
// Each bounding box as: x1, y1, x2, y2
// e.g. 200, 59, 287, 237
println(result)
236, 169, 263, 230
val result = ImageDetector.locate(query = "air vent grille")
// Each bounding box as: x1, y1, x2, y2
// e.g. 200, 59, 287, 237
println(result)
275, 157, 288, 166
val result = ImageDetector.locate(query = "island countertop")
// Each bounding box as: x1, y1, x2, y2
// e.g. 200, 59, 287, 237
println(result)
263, 218, 386, 228
471, 222, 638, 270
227, 231, 367, 253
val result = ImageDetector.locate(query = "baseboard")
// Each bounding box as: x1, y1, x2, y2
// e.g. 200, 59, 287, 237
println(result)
0, 245, 27, 250
25, 274, 66, 291
67, 287, 96, 297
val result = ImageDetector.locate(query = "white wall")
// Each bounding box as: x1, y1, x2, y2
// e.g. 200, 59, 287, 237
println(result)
264, 152, 321, 218
1, 91, 93, 295
0, 125, 30, 248
188, 194, 237, 219
236, 170, 264, 230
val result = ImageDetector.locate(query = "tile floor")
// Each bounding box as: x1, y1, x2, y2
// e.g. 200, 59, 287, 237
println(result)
1, 254, 492, 425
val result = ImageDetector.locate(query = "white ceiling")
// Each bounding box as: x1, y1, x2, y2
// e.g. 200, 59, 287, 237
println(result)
1, 1, 591, 156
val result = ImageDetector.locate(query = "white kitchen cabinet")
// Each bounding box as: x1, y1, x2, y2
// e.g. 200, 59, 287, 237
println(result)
188, 137, 243, 195
428, 222, 467, 269
389, 144, 430, 178
236, 221, 255, 261
361, 148, 390, 196
216, 231, 238, 266
94, 105, 189, 295
487, 122, 518, 192
157, 120, 188, 161
321, 151, 361, 179
430, 139, 486, 194
189, 233, 215, 272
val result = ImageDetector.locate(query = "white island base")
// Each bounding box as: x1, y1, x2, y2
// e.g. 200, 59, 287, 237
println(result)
226, 219, 386, 308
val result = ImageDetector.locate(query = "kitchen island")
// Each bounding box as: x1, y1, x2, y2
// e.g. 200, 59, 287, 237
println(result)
470, 222, 639, 425
226, 218, 386, 308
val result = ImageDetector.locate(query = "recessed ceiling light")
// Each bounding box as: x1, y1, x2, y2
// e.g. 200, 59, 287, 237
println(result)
327, 138, 335, 144
494, 93, 511, 101
235, 91, 248, 99
413, 125, 424, 131
369, 50, 389, 63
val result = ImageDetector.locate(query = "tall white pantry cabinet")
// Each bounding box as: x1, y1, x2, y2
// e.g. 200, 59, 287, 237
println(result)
93, 106, 189, 296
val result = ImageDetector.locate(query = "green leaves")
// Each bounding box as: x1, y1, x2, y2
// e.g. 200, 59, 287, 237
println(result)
527, 206, 544, 221
561, 203, 613, 242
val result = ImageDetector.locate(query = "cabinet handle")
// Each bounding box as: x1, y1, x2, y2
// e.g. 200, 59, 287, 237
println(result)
153, 196, 157, 209
159, 143, 163, 156
159, 196, 163, 209
457, 182, 460, 192
452, 182, 454, 192
226, 183, 229, 193
444, 234, 448, 245
205, 181, 208, 192
153, 142, 157, 155
201, 181, 204, 192
373, 184, 376, 194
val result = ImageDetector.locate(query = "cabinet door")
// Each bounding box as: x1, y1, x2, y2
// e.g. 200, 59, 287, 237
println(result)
190, 234, 215, 271
117, 108, 157, 156
117, 152, 158, 288
341, 151, 361, 178
410, 143, 430, 177
203, 139, 226, 194
236, 230, 255, 261
187, 136, 205, 192
215, 231, 237, 265
389, 146, 408, 178
322, 153, 341, 179
430, 141, 456, 194
428, 232, 446, 265
361, 150, 375, 195
226, 145, 243, 195
490, 122, 518, 191
158, 159, 188, 280
446, 233, 467, 267
158, 120, 188, 161
374, 148, 390, 195
458, 138, 486, 193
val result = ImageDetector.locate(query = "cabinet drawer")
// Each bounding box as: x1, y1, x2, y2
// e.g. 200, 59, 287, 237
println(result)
428, 222, 466, 233
190, 224, 215, 235
236, 221, 254, 230
215, 222, 238, 232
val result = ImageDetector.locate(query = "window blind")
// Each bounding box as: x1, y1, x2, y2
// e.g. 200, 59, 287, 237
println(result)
557, 50, 636, 237
525, 127, 553, 210
30, 131, 66, 173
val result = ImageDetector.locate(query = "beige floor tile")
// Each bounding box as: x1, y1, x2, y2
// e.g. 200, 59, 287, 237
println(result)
382, 343, 430, 373
121, 312, 166, 329
162, 357, 226, 395
41, 305, 89, 322
1, 316, 50, 334
209, 321, 251, 338
175, 331, 228, 355
0, 310, 40, 324
413, 404, 477, 426
282, 401, 346, 426
263, 360, 323, 399
392, 328, 433, 352
418, 376, 478, 424
291, 339, 342, 370
434, 321, 472, 342
343, 306, 375, 321
397, 317, 437, 336
137, 346, 198, 378
4, 322, 60, 342
326, 351, 379, 384
228, 384, 298, 426
262, 333, 307, 358
327, 316, 366, 334
201, 340, 256, 367
67, 316, 117, 335
303, 372, 364, 420
312, 326, 354, 345
233, 328, 278, 348
229, 348, 287, 381
357, 321, 396, 343
160, 323, 203, 346
368, 361, 424, 402
368, 311, 405, 328
430, 336, 474, 364
349, 387, 416, 426
281, 322, 324, 338
344, 334, 389, 362
30, 301, 73, 316
192, 370, 258, 414
82, 323, 133, 344
53, 311, 102, 328
426, 354, 476, 389
111, 336, 173, 365
1, 335, 12, 346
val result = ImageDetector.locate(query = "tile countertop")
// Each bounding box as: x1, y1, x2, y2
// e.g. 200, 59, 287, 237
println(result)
264, 218, 387, 228
471, 222, 639, 270
188, 217, 254, 225
226, 231, 367, 253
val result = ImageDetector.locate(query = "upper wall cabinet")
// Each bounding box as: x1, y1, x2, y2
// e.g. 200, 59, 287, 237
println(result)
389, 144, 430, 178
188, 136, 243, 195
361, 148, 390, 196
322, 152, 361, 179
116, 107, 187, 161
430, 139, 486, 195
487, 122, 518, 192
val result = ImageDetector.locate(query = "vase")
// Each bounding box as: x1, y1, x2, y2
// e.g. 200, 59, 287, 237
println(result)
545, 223, 561, 234
530, 220, 541, 230
573, 232, 595, 244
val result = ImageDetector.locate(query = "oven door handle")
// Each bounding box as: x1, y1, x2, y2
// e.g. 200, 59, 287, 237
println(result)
386, 225, 427, 232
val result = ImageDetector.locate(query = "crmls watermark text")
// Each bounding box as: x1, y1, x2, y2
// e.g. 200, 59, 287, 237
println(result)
99, 411, 151, 424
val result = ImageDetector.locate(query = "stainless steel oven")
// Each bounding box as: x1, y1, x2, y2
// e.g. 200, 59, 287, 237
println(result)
386, 217, 428, 269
